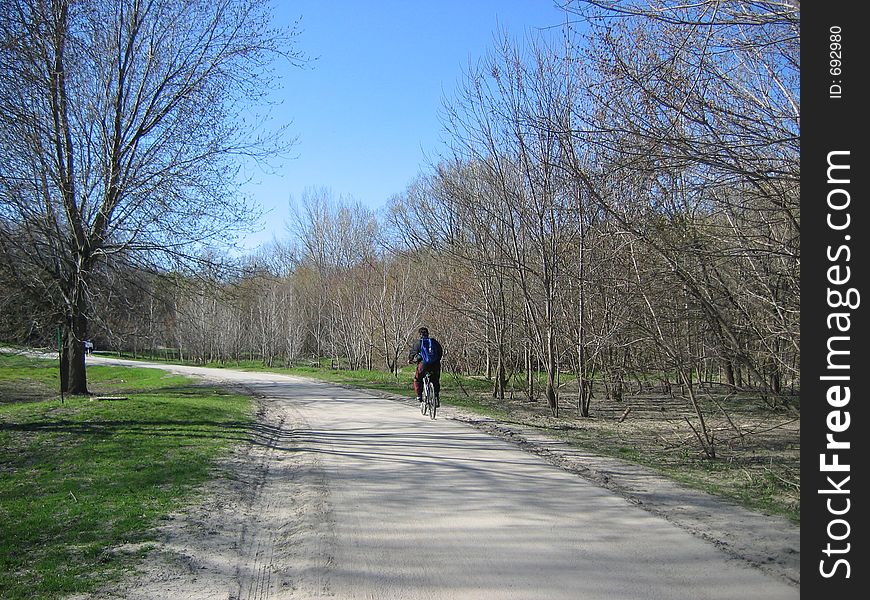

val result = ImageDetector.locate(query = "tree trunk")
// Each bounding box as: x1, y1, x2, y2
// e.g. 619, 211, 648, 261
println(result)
526, 342, 534, 400
492, 352, 506, 400
577, 336, 589, 417
546, 325, 558, 417
485, 321, 492, 380
545, 376, 558, 417
723, 359, 735, 386
64, 313, 89, 394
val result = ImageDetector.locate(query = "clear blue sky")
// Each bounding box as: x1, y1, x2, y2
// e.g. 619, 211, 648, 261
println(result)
236, 0, 569, 251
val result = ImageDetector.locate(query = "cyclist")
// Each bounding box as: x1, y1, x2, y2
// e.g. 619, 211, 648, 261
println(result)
408, 326, 443, 409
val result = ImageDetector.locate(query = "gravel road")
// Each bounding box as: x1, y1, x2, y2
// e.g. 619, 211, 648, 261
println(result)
81, 357, 799, 599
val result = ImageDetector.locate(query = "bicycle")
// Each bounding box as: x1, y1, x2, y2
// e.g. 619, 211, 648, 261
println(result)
420, 372, 436, 419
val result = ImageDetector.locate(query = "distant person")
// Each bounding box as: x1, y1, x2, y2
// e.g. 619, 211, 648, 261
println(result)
84, 340, 94, 355
408, 327, 443, 408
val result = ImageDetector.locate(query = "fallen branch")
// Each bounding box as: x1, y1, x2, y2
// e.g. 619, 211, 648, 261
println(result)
684, 416, 716, 459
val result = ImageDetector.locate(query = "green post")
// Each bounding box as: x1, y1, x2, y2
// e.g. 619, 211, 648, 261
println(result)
57, 326, 64, 404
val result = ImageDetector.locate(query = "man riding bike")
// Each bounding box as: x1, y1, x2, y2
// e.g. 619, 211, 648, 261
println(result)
408, 326, 442, 409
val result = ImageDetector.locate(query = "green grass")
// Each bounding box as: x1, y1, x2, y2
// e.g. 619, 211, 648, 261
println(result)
0, 351, 253, 599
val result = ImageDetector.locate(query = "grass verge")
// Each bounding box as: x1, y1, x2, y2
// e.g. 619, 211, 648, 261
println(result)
0, 351, 253, 599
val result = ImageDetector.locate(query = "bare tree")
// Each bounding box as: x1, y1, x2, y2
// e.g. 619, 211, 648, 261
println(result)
286, 188, 380, 367
0, 0, 302, 392
443, 33, 582, 416
371, 252, 424, 375
558, 0, 800, 400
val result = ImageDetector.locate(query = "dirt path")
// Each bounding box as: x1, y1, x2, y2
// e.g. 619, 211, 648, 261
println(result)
81, 359, 799, 599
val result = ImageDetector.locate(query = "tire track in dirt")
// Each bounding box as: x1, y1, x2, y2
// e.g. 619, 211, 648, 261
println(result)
230, 406, 285, 600
218, 387, 337, 600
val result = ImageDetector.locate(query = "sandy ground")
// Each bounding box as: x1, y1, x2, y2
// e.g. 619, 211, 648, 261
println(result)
75, 359, 799, 599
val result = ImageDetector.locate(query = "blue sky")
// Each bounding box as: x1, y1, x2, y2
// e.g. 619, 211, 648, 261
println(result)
236, 0, 569, 251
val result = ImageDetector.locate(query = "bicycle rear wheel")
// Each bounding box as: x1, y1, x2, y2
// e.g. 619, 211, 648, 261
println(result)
426, 379, 436, 419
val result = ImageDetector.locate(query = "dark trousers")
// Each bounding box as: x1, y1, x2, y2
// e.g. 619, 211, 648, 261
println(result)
414, 361, 441, 397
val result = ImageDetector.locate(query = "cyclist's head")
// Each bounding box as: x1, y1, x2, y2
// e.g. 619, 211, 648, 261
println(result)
418, 327, 429, 338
